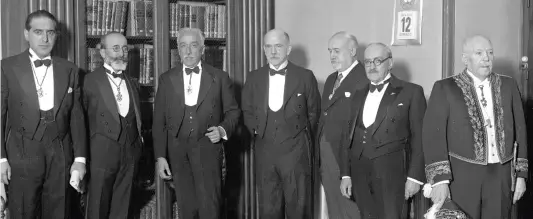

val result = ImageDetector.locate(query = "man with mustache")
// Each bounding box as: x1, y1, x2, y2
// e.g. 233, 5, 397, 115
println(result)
1, 10, 87, 218
83, 32, 143, 218
316, 31, 368, 219
153, 28, 240, 219
242, 29, 320, 218
339, 43, 426, 219
423, 35, 528, 218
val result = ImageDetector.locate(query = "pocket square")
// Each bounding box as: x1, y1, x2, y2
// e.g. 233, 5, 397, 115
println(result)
68, 87, 73, 93
398, 103, 404, 106
345, 92, 351, 97
391, 92, 396, 95
297, 93, 302, 97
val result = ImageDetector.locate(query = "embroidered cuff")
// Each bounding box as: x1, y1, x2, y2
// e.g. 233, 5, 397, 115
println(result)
425, 160, 451, 185
516, 158, 528, 172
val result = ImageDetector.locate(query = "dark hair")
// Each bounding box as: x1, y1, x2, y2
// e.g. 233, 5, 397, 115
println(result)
25, 10, 59, 31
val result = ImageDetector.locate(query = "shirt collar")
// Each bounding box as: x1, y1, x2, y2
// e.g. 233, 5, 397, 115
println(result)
269, 60, 289, 71
28, 48, 52, 61
370, 73, 391, 85
338, 60, 359, 78
466, 70, 489, 86
183, 61, 203, 72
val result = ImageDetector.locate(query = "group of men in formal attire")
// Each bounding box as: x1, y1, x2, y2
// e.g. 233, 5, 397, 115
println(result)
0, 9, 529, 219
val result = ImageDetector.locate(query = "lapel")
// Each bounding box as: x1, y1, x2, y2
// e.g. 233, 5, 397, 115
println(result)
95, 68, 120, 123
282, 62, 300, 108
12, 51, 40, 112
348, 86, 369, 140
168, 66, 185, 109
323, 62, 363, 112
196, 64, 214, 110
52, 57, 71, 117
370, 75, 403, 136
258, 67, 270, 115
124, 73, 142, 133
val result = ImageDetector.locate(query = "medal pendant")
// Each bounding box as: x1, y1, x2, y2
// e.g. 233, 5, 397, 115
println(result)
187, 85, 193, 95
117, 93, 123, 102
37, 88, 44, 98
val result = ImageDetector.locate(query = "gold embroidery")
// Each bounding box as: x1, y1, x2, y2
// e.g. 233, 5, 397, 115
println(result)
490, 74, 505, 156
425, 160, 451, 184
435, 209, 469, 219
517, 158, 528, 172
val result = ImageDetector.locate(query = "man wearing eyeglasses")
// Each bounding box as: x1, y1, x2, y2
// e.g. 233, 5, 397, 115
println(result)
82, 32, 143, 219
1, 10, 87, 219
339, 43, 426, 218
153, 28, 240, 219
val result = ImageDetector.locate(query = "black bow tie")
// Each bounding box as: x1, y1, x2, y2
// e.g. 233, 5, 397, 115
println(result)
185, 66, 200, 75
269, 68, 286, 76
34, 59, 52, 67
105, 68, 124, 79
369, 79, 390, 92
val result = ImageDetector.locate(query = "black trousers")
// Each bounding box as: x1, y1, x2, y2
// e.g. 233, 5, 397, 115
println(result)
255, 133, 312, 219
6, 132, 72, 219
169, 137, 223, 219
350, 150, 407, 219
86, 135, 141, 219
449, 156, 512, 219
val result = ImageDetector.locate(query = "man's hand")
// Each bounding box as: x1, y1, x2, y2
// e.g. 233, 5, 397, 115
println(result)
405, 180, 421, 200
205, 126, 223, 143
340, 178, 352, 199
70, 161, 86, 180
157, 157, 172, 180
430, 183, 450, 204
513, 177, 526, 204
0, 162, 10, 185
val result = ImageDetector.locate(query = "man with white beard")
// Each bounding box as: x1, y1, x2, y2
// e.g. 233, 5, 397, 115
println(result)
82, 32, 144, 219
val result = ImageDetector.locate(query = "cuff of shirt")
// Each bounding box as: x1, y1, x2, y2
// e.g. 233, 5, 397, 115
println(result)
407, 177, 424, 185
431, 180, 450, 187
218, 126, 228, 140
74, 157, 86, 164
0, 158, 7, 163
341, 176, 351, 179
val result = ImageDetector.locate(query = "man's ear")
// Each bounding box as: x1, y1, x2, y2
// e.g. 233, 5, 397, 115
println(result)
24, 29, 29, 41
287, 45, 292, 56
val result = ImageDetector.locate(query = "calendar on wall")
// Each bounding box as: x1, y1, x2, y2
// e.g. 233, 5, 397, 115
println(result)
391, 0, 423, 46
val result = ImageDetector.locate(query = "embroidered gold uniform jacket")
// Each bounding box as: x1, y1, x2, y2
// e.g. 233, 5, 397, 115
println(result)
423, 71, 528, 185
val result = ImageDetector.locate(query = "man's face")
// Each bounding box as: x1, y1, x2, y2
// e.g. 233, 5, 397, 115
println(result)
178, 32, 204, 68
364, 45, 392, 83
463, 38, 494, 79
263, 33, 291, 68
328, 36, 356, 72
24, 17, 57, 58
100, 34, 129, 71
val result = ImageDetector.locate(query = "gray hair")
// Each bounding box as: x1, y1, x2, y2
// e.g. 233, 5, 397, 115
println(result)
177, 28, 205, 45
332, 31, 359, 50
366, 42, 392, 58
462, 35, 492, 53
99, 32, 125, 49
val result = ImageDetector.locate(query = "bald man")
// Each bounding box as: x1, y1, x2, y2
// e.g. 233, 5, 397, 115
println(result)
242, 29, 320, 218
339, 43, 426, 219
83, 32, 143, 218
317, 31, 367, 218
423, 35, 528, 218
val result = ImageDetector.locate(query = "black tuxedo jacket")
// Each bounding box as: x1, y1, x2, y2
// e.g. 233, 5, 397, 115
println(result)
242, 62, 321, 142
82, 67, 142, 142
316, 62, 368, 164
423, 71, 528, 185
340, 75, 426, 182
152, 63, 240, 159
1, 50, 87, 159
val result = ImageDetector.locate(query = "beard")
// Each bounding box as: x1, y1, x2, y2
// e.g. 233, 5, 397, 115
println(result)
105, 56, 128, 71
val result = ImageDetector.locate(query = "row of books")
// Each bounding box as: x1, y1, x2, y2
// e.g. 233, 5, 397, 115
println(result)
170, 2, 226, 39
170, 46, 227, 71
86, 0, 154, 37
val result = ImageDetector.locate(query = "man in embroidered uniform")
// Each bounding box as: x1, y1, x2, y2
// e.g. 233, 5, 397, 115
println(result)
83, 32, 143, 219
317, 31, 367, 219
153, 28, 240, 219
339, 43, 426, 219
242, 29, 321, 218
423, 35, 528, 219
0, 10, 87, 219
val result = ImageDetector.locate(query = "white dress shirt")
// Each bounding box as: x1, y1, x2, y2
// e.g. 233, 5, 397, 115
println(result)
29, 48, 54, 111
336, 60, 359, 85
268, 60, 289, 112
183, 61, 203, 106
432, 71, 499, 187
104, 63, 130, 117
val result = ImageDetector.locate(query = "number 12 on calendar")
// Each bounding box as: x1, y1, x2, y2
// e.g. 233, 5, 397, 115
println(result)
396, 11, 418, 40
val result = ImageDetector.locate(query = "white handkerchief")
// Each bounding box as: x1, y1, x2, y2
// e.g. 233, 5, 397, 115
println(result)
398, 103, 404, 106
67, 87, 73, 93
297, 93, 302, 97
345, 92, 351, 97
70, 170, 81, 193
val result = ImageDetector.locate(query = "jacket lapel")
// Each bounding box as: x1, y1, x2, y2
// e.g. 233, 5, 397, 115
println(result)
52, 58, 71, 116
348, 86, 369, 140
13, 52, 40, 112
370, 75, 403, 136
323, 63, 363, 112
259, 67, 270, 114
196, 66, 214, 110
282, 62, 300, 108
124, 74, 142, 133
95, 68, 120, 123
168, 67, 185, 109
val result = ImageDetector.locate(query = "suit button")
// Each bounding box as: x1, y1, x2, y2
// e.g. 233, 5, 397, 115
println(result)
391, 118, 396, 122
363, 136, 366, 139
19, 102, 23, 106
362, 141, 366, 144
20, 115, 24, 119
101, 113, 104, 116
298, 105, 302, 108
324, 112, 327, 116
108, 129, 111, 133
364, 130, 367, 134
190, 116, 193, 119
105, 122, 108, 125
